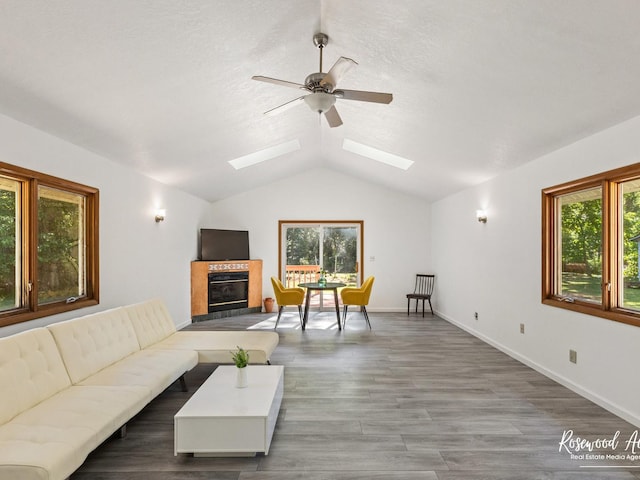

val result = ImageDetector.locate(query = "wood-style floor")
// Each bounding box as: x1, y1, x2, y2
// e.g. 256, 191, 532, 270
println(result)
72, 310, 640, 479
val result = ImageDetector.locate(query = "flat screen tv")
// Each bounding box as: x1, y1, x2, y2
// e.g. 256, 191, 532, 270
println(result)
199, 229, 250, 261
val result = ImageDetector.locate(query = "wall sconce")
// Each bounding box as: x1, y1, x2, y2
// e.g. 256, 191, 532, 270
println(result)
155, 209, 166, 223
476, 209, 487, 223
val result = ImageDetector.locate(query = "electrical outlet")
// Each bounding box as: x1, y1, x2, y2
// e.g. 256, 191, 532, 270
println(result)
520, 323, 525, 334
569, 349, 577, 364
474, 312, 478, 320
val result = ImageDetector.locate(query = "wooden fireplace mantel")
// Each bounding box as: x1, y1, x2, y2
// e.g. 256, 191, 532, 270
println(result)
190, 260, 263, 318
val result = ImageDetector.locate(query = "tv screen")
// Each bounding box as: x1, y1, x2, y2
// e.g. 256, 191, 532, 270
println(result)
199, 229, 250, 261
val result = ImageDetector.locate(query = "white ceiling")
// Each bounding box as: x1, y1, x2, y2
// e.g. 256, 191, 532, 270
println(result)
1, 1, 640, 202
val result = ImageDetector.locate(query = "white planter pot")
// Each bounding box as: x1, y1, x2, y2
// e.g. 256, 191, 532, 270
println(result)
236, 367, 248, 388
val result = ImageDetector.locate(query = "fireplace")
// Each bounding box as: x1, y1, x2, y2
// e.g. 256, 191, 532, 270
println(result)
191, 260, 262, 321
208, 272, 249, 313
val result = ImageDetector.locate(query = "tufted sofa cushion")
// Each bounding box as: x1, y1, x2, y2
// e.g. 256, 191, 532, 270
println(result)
77, 348, 198, 397
46, 303, 198, 396
123, 298, 177, 348
0, 384, 150, 480
148, 330, 280, 364
47, 307, 141, 384
0, 328, 71, 426
123, 298, 279, 364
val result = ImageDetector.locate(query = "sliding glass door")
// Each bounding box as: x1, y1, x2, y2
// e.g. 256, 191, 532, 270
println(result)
279, 221, 363, 306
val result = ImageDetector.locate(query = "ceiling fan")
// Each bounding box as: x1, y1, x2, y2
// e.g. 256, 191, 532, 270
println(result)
252, 33, 393, 128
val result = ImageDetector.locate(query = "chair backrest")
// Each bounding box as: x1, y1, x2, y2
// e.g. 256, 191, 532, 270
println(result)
271, 276, 305, 306
271, 276, 286, 302
414, 274, 435, 295
361, 276, 375, 304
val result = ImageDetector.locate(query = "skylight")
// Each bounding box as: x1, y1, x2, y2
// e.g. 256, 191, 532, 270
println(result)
342, 139, 413, 170
228, 140, 301, 170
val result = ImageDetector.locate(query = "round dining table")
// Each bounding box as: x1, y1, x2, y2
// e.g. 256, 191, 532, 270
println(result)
298, 282, 346, 330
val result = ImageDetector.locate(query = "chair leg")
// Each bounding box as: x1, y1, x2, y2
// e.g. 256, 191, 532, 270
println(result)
428, 298, 434, 315
362, 306, 372, 329
342, 305, 349, 328
422, 299, 425, 317
407, 298, 410, 315
274, 306, 284, 329
179, 374, 188, 392
297, 305, 303, 327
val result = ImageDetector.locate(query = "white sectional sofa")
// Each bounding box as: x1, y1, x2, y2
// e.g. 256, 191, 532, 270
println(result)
0, 298, 279, 480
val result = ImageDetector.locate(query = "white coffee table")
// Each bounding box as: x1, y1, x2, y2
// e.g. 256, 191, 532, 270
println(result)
174, 365, 284, 456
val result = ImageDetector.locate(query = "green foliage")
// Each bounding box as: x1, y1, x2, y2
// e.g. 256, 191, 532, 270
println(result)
0, 185, 84, 308
322, 227, 357, 274
622, 190, 640, 280
230, 346, 249, 368
0, 189, 17, 306
561, 196, 602, 275
286, 227, 320, 265
561, 187, 640, 290
37, 196, 82, 302
286, 226, 357, 274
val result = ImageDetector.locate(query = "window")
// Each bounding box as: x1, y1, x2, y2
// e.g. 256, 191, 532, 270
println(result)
542, 163, 640, 327
278, 220, 363, 288
0, 162, 99, 327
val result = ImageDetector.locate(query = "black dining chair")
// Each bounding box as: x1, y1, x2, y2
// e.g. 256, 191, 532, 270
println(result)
406, 274, 435, 317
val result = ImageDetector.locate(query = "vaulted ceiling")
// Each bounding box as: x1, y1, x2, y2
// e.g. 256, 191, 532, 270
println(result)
1, 1, 639, 202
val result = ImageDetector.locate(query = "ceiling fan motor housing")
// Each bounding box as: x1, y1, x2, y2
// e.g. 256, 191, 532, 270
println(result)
305, 72, 333, 93
304, 70, 336, 113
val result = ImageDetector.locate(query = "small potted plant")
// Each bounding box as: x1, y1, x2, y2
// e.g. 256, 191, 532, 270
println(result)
231, 346, 249, 388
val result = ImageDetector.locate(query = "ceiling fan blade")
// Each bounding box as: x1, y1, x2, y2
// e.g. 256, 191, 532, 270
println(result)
264, 96, 306, 116
324, 105, 343, 128
320, 57, 357, 89
335, 89, 393, 104
252, 76, 306, 90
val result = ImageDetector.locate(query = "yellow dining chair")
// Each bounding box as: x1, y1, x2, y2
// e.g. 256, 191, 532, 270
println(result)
271, 276, 305, 329
340, 276, 375, 329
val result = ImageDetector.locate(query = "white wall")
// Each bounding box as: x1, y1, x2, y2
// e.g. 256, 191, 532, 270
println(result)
205, 167, 432, 310
0, 113, 210, 337
431, 115, 640, 427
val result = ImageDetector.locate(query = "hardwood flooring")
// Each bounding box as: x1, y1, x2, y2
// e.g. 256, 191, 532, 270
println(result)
72, 311, 640, 479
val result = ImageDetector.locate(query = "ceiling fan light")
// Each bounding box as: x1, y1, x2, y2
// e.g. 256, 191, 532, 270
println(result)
304, 92, 335, 113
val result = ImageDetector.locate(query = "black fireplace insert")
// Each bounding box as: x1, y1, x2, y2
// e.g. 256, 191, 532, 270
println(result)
208, 272, 249, 312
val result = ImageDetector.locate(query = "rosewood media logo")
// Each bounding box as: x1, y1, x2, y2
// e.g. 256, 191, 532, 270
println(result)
558, 430, 640, 466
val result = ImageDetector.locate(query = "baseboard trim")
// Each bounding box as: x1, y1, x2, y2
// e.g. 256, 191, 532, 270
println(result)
175, 319, 191, 330
437, 310, 640, 429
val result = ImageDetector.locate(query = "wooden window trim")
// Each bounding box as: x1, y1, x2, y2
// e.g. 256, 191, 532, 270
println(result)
542, 162, 640, 328
0, 162, 99, 327
278, 220, 364, 284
